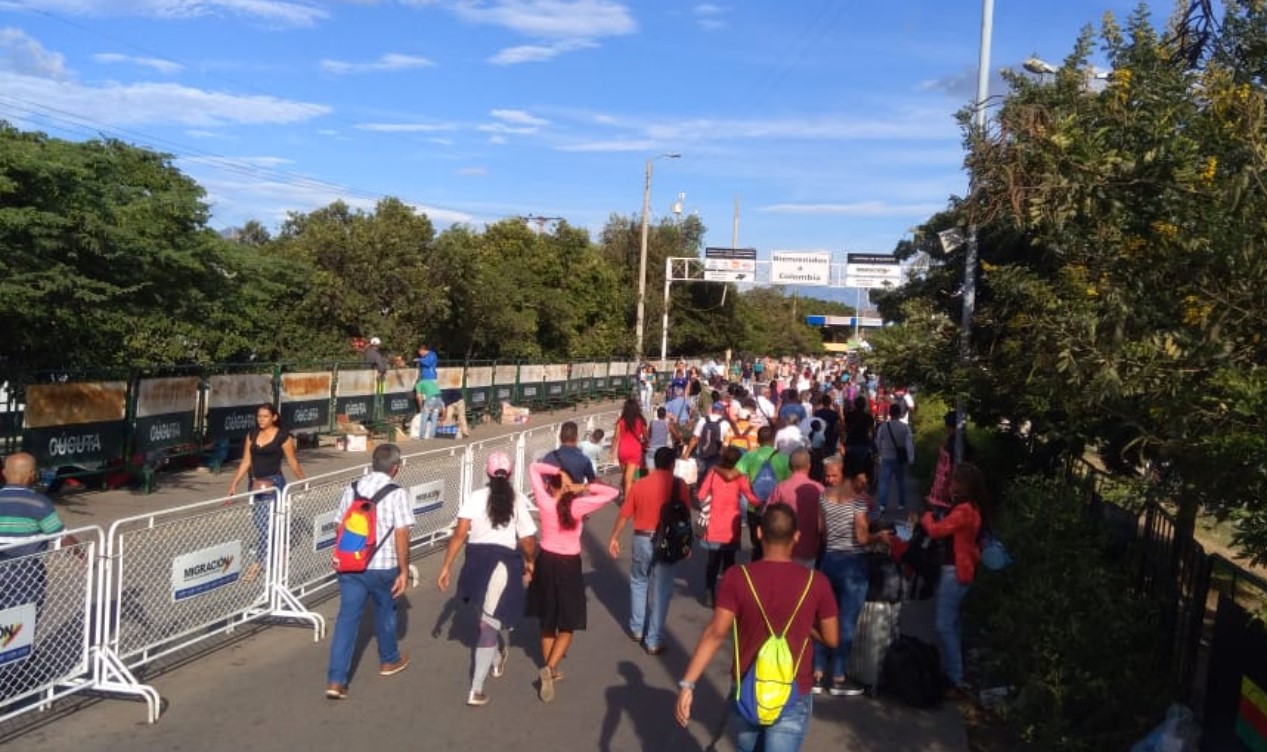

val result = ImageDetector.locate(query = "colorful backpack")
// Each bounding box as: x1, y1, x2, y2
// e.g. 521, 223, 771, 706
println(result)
734, 566, 815, 726
333, 481, 400, 573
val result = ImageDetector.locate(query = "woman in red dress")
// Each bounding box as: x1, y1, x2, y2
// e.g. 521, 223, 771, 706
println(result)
610, 398, 647, 497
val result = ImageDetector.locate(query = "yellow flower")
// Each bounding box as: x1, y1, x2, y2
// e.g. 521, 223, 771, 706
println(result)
1086, 286, 1099, 298
1151, 221, 1180, 239
1201, 157, 1218, 183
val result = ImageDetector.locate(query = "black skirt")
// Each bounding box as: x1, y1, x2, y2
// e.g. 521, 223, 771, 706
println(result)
526, 549, 587, 632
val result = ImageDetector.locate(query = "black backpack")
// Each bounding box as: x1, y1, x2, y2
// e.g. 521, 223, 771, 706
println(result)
697, 419, 723, 460
653, 480, 694, 563
880, 635, 945, 708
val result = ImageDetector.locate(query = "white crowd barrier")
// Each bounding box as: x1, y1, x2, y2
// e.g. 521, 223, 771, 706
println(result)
1, 407, 625, 727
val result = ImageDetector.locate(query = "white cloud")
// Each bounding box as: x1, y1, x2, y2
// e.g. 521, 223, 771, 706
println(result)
640, 113, 957, 143
758, 201, 946, 217
487, 38, 596, 65
2, 72, 330, 126
197, 175, 475, 225
93, 52, 182, 74
919, 64, 1011, 101
319, 53, 435, 74
450, 0, 635, 39
186, 129, 238, 139
488, 134, 508, 145
490, 108, 548, 126
181, 155, 295, 168
477, 122, 537, 135
0, 27, 68, 80
691, 3, 726, 31
316, 128, 339, 136
456, 166, 487, 176
428, 137, 454, 145
6, 0, 327, 26
555, 138, 655, 152
355, 121, 457, 132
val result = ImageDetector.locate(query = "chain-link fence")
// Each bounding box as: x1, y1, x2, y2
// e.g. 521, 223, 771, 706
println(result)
397, 444, 466, 548
281, 467, 369, 599
104, 491, 321, 668
467, 434, 522, 501
0, 528, 98, 724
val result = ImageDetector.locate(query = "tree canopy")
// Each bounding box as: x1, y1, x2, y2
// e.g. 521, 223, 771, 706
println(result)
0, 123, 847, 376
868, 2, 1267, 557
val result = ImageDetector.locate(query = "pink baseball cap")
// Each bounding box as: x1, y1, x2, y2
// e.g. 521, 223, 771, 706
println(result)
486, 451, 513, 477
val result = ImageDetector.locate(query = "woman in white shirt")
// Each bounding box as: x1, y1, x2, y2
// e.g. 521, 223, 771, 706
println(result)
438, 451, 538, 707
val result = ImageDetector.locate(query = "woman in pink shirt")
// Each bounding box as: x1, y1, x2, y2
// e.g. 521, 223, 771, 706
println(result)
526, 461, 618, 703
697, 446, 756, 607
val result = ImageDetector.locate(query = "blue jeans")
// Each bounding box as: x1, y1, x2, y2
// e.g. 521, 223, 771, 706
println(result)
813, 551, 869, 680
731, 692, 813, 752
249, 474, 285, 562
936, 565, 969, 687
327, 568, 401, 685
874, 457, 906, 511
629, 534, 676, 648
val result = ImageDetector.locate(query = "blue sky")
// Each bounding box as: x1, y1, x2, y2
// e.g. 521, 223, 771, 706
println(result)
0, 0, 1145, 260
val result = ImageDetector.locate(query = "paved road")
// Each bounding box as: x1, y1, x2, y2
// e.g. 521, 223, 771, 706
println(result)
1, 402, 968, 751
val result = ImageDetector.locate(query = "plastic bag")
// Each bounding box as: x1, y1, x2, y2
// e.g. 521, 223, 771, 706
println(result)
1130, 704, 1200, 752
674, 458, 698, 485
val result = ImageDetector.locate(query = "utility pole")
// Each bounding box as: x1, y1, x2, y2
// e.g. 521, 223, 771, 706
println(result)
956, 0, 994, 463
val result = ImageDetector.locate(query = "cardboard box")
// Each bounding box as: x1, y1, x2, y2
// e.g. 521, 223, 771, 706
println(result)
344, 435, 369, 452
499, 402, 531, 425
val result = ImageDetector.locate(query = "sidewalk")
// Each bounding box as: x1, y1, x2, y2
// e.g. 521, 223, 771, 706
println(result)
4, 420, 968, 751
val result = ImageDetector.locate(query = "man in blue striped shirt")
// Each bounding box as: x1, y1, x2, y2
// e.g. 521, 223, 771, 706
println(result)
0, 452, 71, 560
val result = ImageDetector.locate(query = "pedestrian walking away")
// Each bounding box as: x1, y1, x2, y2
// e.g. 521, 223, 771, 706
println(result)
607, 446, 691, 655
813, 455, 891, 697
526, 461, 618, 702
675, 503, 839, 752
611, 399, 648, 499
919, 462, 986, 695
437, 451, 538, 707
325, 444, 415, 699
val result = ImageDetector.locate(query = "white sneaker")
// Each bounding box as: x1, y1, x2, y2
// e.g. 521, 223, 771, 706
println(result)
466, 689, 489, 707
492, 646, 509, 679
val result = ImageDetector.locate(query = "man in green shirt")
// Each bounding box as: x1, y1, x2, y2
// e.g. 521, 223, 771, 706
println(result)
735, 427, 791, 561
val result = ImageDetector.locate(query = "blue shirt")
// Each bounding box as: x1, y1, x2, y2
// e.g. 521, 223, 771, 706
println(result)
0, 485, 65, 559
779, 403, 807, 424
415, 351, 438, 381
664, 396, 692, 424
542, 445, 596, 484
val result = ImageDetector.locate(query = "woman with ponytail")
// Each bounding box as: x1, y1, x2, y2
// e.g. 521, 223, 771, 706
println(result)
526, 460, 618, 703
438, 451, 538, 707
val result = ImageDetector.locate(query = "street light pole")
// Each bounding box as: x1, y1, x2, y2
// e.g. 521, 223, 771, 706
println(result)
635, 153, 680, 364
956, 0, 994, 463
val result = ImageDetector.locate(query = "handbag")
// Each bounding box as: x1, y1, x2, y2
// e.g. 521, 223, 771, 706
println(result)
673, 457, 698, 485
886, 422, 909, 465
979, 530, 1013, 572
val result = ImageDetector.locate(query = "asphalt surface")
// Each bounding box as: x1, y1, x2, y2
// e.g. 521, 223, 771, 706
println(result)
1, 401, 969, 751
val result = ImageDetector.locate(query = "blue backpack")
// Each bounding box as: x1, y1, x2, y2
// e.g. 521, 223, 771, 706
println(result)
751, 454, 779, 504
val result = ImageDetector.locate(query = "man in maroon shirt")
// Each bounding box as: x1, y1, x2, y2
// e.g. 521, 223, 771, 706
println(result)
608, 447, 691, 655
675, 504, 839, 752
768, 449, 824, 567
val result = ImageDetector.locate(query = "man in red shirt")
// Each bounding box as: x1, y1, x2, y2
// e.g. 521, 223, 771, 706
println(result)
607, 447, 691, 655
675, 503, 838, 751
768, 449, 824, 567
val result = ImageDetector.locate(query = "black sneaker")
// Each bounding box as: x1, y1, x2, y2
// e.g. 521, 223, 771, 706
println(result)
829, 678, 867, 697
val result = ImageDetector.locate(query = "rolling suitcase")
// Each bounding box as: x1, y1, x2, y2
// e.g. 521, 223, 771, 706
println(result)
848, 600, 901, 691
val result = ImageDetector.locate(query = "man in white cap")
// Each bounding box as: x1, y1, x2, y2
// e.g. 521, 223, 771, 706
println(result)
363, 337, 388, 384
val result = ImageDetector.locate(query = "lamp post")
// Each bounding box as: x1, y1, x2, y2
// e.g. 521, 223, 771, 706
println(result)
636, 153, 680, 365
956, 0, 993, 463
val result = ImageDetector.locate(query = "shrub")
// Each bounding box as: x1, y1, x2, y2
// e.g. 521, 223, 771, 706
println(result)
966, 476, 1170, 751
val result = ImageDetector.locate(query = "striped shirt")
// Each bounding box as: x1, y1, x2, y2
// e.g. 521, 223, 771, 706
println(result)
336, 473, 415, 571
0, 485, 65, 559
821, 494, 868, 554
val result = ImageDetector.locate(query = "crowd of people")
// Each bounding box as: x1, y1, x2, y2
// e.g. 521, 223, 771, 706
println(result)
313, 354, 991, 752
0, 353, 989, 752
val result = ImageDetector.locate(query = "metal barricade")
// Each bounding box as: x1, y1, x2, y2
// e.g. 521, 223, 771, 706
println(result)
396, 444, 468, 549
0, 527, 134, 723
279, 465, 371, 600
467, 434, 522, 501
101, 491, 324, 679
